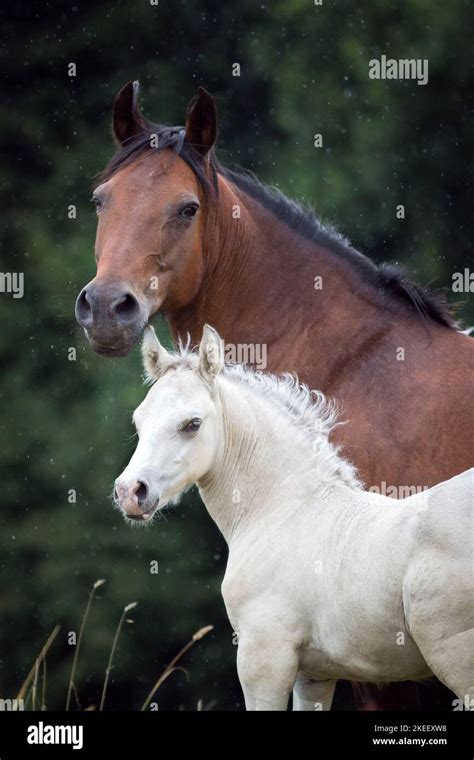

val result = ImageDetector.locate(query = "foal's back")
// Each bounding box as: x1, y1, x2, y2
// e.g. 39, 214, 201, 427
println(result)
263, 470, 472, 684
401, 468, 474, 698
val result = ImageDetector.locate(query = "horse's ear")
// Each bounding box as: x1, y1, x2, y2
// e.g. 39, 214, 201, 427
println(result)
112, 81, 146, 146
184, 87, 217, 157
141, 326, 173, 381
199, 324, 224, 382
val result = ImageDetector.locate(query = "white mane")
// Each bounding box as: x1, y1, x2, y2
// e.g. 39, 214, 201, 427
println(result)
148, 341, 362, 492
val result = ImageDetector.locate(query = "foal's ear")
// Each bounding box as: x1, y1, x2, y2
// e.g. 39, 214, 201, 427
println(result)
184, 87, 217, 157
199, 325, 224, 381
141, 326, 173, 381
112, 81, 146, 146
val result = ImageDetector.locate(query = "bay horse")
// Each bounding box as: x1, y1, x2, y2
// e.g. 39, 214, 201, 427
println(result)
76, 82, 473, 708
114, 325, 474, 711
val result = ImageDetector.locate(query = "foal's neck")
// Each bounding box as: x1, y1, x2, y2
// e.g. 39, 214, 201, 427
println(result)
198, 377, 340, 545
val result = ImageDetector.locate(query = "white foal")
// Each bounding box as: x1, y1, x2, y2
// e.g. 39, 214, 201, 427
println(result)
115, 325, 474, 711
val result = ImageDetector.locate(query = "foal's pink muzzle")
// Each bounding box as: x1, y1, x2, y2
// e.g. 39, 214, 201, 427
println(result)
114, 477, 158, 522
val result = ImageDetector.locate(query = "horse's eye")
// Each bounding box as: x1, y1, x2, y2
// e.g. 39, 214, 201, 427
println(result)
91, 195, 102, 210
179, 203, 199, 220
181, 417, 202, 433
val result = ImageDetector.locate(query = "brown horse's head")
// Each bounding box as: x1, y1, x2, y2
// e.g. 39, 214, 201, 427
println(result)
75, 81, 218, 357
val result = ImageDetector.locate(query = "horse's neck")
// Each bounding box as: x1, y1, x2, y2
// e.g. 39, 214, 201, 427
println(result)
168, 176, 397, 389
198, 377, 336, 545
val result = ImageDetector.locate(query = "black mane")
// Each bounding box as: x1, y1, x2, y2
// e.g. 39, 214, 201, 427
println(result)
96, 123, 458, 330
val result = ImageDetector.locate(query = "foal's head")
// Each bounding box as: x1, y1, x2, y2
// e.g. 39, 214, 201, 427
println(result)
76, 82, 218, 357
114, 325, 224, 522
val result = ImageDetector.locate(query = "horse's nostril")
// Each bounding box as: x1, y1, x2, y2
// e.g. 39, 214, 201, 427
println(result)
113, 293, 140, 323
75, 288, 93, 326
135, 480, 148, 506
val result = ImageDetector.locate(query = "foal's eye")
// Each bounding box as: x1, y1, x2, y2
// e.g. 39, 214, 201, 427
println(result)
178, 203, 199, 221
91, 195, 102, 211
180, 417, 202, 433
